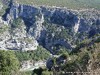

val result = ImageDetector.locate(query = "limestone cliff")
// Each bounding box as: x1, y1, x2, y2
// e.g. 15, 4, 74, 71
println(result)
0, 1, 100, 53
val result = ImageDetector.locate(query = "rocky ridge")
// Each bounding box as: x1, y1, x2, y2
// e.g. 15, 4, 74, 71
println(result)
0, 0, 100, 53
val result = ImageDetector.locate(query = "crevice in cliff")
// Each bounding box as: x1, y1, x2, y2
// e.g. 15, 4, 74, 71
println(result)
2, 0, 13, 21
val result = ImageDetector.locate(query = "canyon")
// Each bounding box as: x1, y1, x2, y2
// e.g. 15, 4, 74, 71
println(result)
0, 0, 100, 53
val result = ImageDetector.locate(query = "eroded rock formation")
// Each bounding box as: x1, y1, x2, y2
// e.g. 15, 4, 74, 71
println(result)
0, 0, 100, 53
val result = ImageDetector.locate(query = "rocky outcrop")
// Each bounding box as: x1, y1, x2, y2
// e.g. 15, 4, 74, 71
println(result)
20, 60, 46, 71
46, 55, 67, 70
0, 1, 100, 53
0, 16, 38, 51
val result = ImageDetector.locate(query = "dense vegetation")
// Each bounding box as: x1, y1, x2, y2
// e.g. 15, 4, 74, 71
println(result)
0, 46, 51, 75
0, 50, 20, 75
46, 38, 100, 75
42, 21, 73, 53
11, 18, 22, 28
15, 46, 51, 62
17, 0, 100, 10
31, 37, 100, 75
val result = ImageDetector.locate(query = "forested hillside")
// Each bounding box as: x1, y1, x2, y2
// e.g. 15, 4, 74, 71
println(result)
17, 0, 100, 10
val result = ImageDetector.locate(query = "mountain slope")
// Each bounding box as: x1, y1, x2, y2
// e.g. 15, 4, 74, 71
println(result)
16, 0, 100, 10
0, 0, 100, 54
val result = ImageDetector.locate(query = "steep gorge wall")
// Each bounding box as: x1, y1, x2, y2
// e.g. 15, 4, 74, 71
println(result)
0, 1, 100, 53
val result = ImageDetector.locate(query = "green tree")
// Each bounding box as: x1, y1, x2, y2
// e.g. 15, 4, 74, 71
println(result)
0, 50, 20, 75
11, 18, 22, 28
42, 70, 53, 75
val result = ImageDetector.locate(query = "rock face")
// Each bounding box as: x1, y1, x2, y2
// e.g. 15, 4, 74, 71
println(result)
0, 16, 38, 51
0, 1, 100, 53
